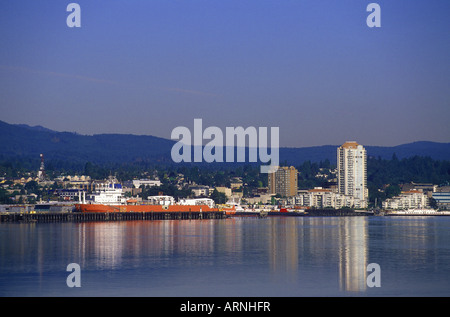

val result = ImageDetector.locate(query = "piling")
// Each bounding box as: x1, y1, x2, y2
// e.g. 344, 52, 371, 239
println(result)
0, 211, 226, 223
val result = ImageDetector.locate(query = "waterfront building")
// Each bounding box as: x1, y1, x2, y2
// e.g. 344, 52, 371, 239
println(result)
432, 187, 450, 210
292, 188, 365, 209
56, 189, 83, 201
400, 182, 437, 194
268, 166, 298, 197
382, 190, 429, 210
337, 141, 368, 208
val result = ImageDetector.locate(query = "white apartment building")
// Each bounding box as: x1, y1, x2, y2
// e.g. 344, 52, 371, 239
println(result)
292, 188, 366, 209
337, 141, 368, 208
382, 190, 429, 210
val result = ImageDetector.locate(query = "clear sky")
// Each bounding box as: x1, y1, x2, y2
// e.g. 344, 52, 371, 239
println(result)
0, 0, 449, 147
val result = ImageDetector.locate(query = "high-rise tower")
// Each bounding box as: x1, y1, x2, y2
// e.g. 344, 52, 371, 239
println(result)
337, 142, 368, 208
268, 166, 298, 197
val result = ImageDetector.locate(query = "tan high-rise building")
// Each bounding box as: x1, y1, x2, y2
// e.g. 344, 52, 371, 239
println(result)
268, 166, 298, 197
337, 141, 368, 208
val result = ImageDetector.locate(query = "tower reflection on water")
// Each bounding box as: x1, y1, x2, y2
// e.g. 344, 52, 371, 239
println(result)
72, 217, 370, 293
3, 216, 448, 297
267, 217, 369, 293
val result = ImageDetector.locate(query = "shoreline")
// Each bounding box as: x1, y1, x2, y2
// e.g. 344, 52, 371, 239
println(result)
2, 206, 449, 223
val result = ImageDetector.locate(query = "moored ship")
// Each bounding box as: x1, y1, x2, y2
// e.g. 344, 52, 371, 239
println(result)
75, 180, 219, 213
386, 208, 450, 216
75, 203, 218, 213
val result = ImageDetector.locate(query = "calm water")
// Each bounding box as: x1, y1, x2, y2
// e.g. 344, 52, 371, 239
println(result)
1, 216, 449, 297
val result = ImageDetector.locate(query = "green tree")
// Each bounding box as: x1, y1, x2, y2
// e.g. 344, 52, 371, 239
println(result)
210, 189, 227, 204
0, 188, 12, 204
385, 184, 401, 199
24, 181, 40, 194
429, 197, 438, 209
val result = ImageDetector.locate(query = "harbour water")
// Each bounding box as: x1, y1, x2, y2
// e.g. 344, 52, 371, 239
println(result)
1, 216, 449, 297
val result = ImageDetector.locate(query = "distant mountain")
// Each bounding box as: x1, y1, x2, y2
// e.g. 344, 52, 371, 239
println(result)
14, 124, 56, 134
366, 141, 450, 161
281, 141, 450, 165
0, 120, 175, 165
1, 120, 449, 167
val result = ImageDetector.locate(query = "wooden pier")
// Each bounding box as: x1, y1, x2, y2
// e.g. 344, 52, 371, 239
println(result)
0, 211, 226, 223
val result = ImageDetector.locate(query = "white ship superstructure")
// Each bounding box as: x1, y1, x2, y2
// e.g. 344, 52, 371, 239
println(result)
147, 195, 175, 206
85, 182, 127, 205
178, 198, 215, 209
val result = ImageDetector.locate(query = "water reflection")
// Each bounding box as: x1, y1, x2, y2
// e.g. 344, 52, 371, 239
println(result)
375, 217, 445, 271
0, 218, 370, 294
264, 217, 369, 293
269, 218, 299, 274
1, 216, 449, 296
72, 220, 219, 270
337, 217, 368, 292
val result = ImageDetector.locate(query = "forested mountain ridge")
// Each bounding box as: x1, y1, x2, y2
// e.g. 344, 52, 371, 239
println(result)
2, 120, 449, 168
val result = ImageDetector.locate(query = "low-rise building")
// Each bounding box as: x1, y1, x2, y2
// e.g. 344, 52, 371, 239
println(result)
189, 185, 211, 197
215, 187, 232, 198
292, 188, 364, 209
432, 186, 450, 210
382, 190, 429, 210
55, 189, 82, 201
230, 178, 243, 190
400, 182, 437, 194
132, 179, 161, 188
244, 194, 273, 205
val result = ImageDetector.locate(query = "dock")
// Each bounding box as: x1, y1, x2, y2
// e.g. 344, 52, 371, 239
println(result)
225, 209, 374, 218
306, 209, 373, 216
0, 211, 226, 223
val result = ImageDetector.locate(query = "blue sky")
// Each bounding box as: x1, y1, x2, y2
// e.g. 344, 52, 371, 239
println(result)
0, 0, 449, 147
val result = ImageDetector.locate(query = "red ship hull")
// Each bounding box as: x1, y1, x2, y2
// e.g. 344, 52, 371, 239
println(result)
75, 204, 218, 213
